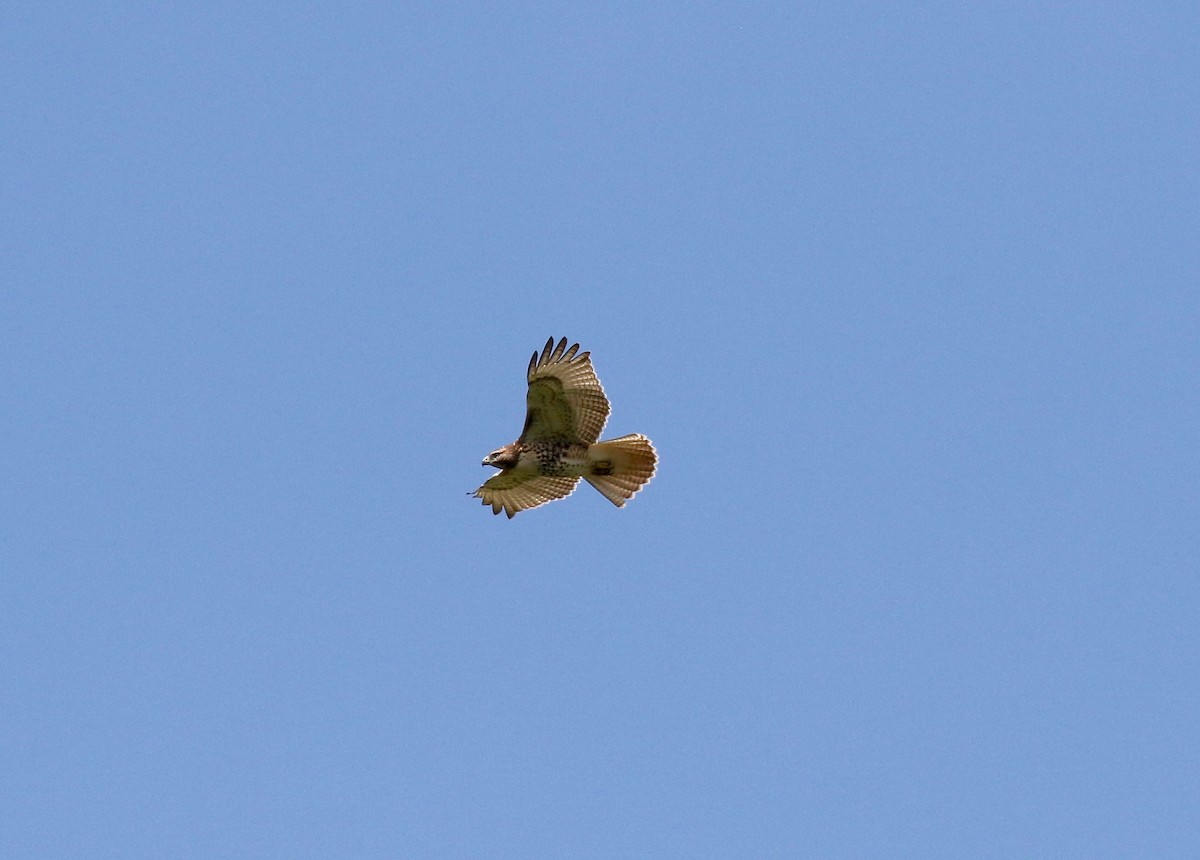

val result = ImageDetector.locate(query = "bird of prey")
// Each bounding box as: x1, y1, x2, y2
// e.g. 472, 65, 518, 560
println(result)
473, 337, 657, 518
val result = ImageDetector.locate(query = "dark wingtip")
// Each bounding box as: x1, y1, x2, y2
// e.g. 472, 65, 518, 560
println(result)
530, 336, 586, 375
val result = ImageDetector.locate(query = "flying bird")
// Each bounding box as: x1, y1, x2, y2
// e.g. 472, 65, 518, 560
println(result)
473, 337, 657, 518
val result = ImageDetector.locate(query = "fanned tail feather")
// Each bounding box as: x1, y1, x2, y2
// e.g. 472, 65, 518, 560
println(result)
584, 434, 657, 507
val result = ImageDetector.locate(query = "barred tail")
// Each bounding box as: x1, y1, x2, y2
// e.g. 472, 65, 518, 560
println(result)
584, 434, 657, 508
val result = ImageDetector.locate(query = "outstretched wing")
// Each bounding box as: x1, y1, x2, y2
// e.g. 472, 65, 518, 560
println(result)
520, 337, 610, 444
473, 472, 580, 518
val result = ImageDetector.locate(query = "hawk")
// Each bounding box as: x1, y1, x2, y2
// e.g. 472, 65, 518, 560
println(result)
473, 337, 657, 518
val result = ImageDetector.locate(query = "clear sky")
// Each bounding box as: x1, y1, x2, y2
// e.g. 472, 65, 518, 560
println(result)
3, 4, 1198, 857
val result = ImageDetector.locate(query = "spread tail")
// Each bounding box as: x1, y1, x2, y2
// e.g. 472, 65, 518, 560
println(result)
584, 434, 657, 507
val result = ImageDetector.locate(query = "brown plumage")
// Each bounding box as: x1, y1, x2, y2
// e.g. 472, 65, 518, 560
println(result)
473, 337, 657, 518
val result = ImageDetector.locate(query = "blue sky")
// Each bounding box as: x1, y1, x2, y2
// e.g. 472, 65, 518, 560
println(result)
3, 4, 1198, 857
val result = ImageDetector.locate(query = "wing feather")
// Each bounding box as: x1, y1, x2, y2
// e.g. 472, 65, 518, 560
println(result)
520, 336, 611, 444
472, 472, 580, 518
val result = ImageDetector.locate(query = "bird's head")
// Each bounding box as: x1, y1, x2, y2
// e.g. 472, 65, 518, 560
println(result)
483, 444, 519, 469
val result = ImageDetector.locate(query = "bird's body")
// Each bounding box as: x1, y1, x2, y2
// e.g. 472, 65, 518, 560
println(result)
473, 337, 657, 518
520, 440, 590, 476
